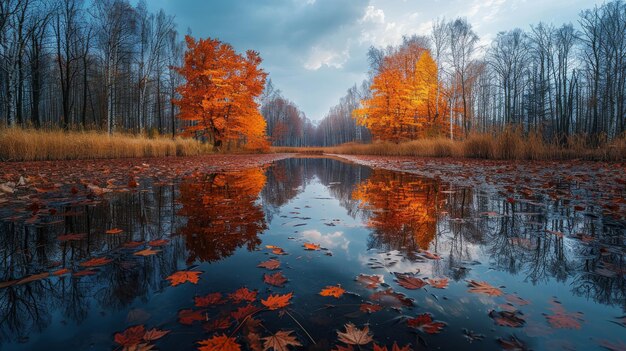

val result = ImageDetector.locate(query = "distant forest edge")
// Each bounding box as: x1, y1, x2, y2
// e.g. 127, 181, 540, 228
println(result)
0, 0, 625, 151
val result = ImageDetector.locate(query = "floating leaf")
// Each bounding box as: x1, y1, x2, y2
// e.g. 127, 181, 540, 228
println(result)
373, 343, 412, 351
262, 330, 302, 351
407, 313, 446, 334
467, 280, 503, 296
264, 272, 288, 287
133, 248, 161, 256
148, 239, 169, 247
114, 325, 146, 347
195, 292, 224, 307
428, 277, 449, 289
106, 228, 124, 235
197, 334, 241, 351
303, 242, 321, 251
142, 328, 170, 342
257, 259, 281, 270
178, 309, 205, 325
395, 273, 427, 290
489, 310, 526, 327
360, 303, 382, 313
80, 257, 112, 267
261, 293, 293, 310
166, 270, 201, 286
229, 287, 257, 304
356, 274, 384, 289
319, 285, 345, 298
337, 323, 373, 346
232, 304, 262, 322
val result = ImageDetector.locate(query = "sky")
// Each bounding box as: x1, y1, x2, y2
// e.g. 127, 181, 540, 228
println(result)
146, 0, 603, 122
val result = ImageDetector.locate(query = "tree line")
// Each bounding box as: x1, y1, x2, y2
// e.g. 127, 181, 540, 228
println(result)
316, 0, 626, 146
1, 0, 184, 135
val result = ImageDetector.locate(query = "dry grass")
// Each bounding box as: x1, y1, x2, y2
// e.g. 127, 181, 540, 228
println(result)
273, 131, 626, 161
0, 128, 215, 161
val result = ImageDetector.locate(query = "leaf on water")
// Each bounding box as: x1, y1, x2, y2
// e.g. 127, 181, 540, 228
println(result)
395, 273, 428, 290
467, 280, 503, 296
123, 241, 145, 248
142, 328, 170, 342
57, 233, 86, 241
232, 304, 262, 322
544, 299, 584, 329
261, 293, 293, 310
489, 310, 526, 328
178, 309, 206, 325
262, 330, 302, 351
114, 325, 146, 347
266, 245, 287, 255
106, 228, 124, 235
229, 287, 257, 304
264, 272, 288, 287
373, 342, 412, 351
419, 249, 441, 260
407, 313, 446, 334
148, 239, 169, 247
73, 269, 97, 277
166, 270, 201, 286
257, 259, 281, 270
497, 335, 529, 350
194, 292, 225, 307
52, 268, 70, 276
320, 285, 345, 298
197, 334, 241, 351
356, 274, 384, 289
203, 317, 232, 332
80, 257, 112, 267
505, 294, 530, 306
133, 248, 161, 256
428, 277, 449, 289
370, 289, 414, 307
303, 242, 321, 251
337, 323, 373, 346
360, 303, 382, 313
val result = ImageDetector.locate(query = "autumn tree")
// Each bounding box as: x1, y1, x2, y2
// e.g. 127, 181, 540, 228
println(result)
353, 37, 449, 141
174, 36, 268, 150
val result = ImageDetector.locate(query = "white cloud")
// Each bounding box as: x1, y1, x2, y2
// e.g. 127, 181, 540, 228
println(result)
301, 229, 350, 251
304, 45, 351, 70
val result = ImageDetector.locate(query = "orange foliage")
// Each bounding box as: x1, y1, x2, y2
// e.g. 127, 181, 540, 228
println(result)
354, 43, 451, 141
177, 169, 268, 263
174, 36, 269, 151
353, 170, 443, 253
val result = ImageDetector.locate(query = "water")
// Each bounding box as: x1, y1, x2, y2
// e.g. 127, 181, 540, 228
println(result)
0, 157, 624, 350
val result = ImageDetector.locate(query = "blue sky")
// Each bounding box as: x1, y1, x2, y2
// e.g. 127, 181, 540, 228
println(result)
146, 0, 603, 121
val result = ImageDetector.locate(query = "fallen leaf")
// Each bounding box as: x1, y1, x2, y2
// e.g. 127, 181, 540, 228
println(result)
261, 293, 293, 310
337, 323, 373, 346
106, 228, 124, 235
264, 272, 288, 287
133, 248, 161, 256
395, 273, 428, 290
195, 292, 225, 307
229, 287, 257, 304
489, 310, 526, 327
356, 274, 384, 289
373, 343, 412, 351
257, 259, 281, 270
320, 285, 345, 298
360, 303, 382, 313
148, 239, 169, 247
166, 270, 201, 286
178, 309, 205, 325
80, 257, 112, 267
303, 243, 321, 250
467, 280, 503, 296
262, 330, 302, 351
231, 305, 262, 322
545, 300, 584, 329
142, 328, 169, 341
114, 325, 146, 347
198, 334, 241, 351
407, 313, 446, 334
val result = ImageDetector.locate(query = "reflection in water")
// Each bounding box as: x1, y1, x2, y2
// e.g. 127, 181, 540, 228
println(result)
177, 169, 268, 263
353, 170, 444, 256
0, 157, 623, 350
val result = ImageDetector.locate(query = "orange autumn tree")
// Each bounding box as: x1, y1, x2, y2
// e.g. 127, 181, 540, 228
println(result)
174, 36, 269, 150
354, 42, 450, 141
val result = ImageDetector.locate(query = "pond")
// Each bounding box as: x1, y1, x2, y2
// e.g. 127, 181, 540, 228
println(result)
0, 156, 624, 350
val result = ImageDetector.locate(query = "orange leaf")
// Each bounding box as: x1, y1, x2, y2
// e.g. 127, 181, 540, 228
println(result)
133, 248, 161, 257
303, 242, 320, 250
356, 274, 384, 289
263, 272, 287, 287
467, 280, 503, 296
360, 303, 382, 313
262, 330, 302, 351
395, 273, 427, 290
229, 287, 257, 304
428, 278, 449, 289
261, 293, 293, 310
319, 285, 345, 298
80, 257, 112, 267
194, 292, 224, 307
257, 259, 280, 270
231, 304, 262, 322
166, 270, 201, 286
143, 328, 170, 341
114, 325, 146, 347
337, 323, 373, 345
178, 309, 205, 325
407, 313, 446, 334
148, 239, 169, 247
197, 334, 241, 351
106, 228, 124, 235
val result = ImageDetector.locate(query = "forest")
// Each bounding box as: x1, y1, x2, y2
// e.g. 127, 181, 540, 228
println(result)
0, 0, 625, 151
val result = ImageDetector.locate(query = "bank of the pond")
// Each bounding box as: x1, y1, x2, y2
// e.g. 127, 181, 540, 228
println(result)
272, 133, 626, 161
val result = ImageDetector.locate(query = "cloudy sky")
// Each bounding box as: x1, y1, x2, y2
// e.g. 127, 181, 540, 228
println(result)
146, 0, 602, 121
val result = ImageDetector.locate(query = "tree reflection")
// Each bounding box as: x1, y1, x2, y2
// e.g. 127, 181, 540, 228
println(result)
177, 169, 268, 263
353, 170, 444, 258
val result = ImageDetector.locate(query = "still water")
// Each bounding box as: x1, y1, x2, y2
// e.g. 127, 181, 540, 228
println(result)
0, 157, 624, 350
